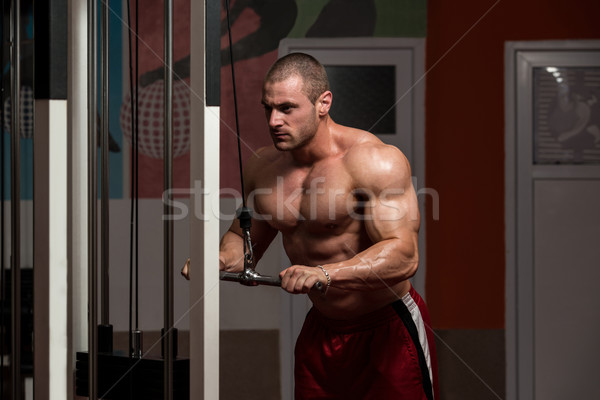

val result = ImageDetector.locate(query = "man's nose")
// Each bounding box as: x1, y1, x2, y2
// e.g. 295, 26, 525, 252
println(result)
268, 110, 282, 127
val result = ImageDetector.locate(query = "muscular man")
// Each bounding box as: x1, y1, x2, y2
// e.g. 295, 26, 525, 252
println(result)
184, 53, 438, 399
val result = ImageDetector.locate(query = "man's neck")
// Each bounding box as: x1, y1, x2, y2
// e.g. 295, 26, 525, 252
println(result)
289, 118, 336, 166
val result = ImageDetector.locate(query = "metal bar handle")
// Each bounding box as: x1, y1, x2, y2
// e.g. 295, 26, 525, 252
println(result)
220, 271, 324, 292
220, 271, 281, 287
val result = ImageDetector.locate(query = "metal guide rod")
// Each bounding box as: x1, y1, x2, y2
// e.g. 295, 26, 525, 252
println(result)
163, 0, 174, 397
87, 0, 98, 397
100, 0, 110, 326
10, 0, 21, 397
0, 3, 6, 395
134, 0, 140, 332
0, 18, 5, 394
126, 0, 136, 360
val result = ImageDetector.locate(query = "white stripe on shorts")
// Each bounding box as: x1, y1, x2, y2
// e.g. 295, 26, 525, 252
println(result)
401, 291, 433, 393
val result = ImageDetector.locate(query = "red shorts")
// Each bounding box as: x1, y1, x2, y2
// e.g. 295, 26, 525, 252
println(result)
294, 286, 438, 400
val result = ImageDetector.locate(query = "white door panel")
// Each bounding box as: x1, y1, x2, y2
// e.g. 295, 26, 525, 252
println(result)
534, 180, 600, 399
506, 40, 600, 399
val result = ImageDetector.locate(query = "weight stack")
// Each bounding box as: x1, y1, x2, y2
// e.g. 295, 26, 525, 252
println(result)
75, 351, 190, 399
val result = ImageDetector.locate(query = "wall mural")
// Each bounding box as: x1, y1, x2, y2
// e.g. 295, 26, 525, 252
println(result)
118, 0, 425, 197
0, 0, 426, 200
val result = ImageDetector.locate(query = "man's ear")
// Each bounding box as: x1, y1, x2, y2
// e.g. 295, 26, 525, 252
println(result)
317, 91, 332, 116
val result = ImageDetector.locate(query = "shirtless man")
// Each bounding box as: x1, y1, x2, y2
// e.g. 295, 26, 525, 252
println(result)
184, 53, 437, 399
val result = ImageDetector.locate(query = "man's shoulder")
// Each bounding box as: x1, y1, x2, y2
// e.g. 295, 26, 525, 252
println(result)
246, 146, 281, 168
343, 133, 408, 171
342, 135, 411, 191
243, 146, 281, 182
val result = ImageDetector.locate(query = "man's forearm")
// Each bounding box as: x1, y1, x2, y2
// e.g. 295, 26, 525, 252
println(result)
219, 230, 245, 272
325, 238, 418, 291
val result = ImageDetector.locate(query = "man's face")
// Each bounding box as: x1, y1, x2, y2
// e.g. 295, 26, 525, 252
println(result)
262, 75, 320, 151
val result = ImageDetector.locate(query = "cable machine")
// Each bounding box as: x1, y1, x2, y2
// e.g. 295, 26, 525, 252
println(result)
75, 0, 189, 398
0, 0, 312, 396
76, 0, 317, 398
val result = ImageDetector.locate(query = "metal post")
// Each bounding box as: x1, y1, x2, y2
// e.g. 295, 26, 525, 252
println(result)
87, 0, 98, 397
0, 1, 6, 396
164, 0, 174, 398
190, 1, 221, 397
10, 0, 21, 397
100, 0, 110, 328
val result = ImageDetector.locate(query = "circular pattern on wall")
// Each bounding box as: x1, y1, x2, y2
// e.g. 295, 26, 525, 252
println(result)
120, 79, 191, 159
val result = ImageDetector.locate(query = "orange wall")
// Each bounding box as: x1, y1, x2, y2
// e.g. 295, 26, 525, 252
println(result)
424, 0, 600, 329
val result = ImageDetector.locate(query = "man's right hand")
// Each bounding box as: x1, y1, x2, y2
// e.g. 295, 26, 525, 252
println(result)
181, 258, 191, 280
182, 257, 230, 281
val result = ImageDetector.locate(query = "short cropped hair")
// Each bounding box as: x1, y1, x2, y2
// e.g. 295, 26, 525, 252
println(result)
264, 53, 330, 104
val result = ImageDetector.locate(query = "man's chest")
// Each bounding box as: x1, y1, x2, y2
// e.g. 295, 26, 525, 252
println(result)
250, 165, 360, 232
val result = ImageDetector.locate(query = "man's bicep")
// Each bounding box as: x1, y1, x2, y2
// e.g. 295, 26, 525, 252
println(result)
363, 180, 420, 244
350, 143, 419, 241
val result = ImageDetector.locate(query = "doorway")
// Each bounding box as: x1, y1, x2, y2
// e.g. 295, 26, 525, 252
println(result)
505, 40, 600, 399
